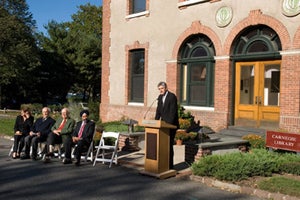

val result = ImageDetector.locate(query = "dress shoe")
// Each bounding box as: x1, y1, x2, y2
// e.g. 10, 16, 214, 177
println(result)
12, 152, 17, 159
63, 158, 72, 164
43, 157, 51, 163
20, 155, 30, 160
75, 160, 80, 166
46, 152, 55, 157
32, 156, 37, 161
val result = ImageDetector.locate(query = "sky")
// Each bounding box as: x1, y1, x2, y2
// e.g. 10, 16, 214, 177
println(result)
27, 0, 103, 34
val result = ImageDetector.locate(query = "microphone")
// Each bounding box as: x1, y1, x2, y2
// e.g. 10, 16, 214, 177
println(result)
143, 98, 158, 119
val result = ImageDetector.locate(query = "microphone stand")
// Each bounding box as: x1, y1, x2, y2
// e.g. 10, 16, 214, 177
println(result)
143, 98, 158, 119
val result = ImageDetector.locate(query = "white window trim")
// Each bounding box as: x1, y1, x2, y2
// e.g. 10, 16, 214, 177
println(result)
128, 102, 144, 106
184, 105, 214, 111
178, 0, 210, 8
125, 10, 150, 19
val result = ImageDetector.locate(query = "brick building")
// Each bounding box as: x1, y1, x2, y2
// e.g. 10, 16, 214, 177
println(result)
100, 0, 300, 133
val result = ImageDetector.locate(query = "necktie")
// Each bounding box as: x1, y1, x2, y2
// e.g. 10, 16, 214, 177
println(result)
78, 122, 86, 138
162, 92, 167, 105
58, 119, 66, 130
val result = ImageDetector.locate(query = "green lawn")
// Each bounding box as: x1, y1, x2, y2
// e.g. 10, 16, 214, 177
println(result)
0, 118, 15, 136
258, 176, 300, 198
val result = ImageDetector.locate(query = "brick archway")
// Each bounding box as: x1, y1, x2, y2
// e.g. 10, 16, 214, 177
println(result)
172, 21, 222, 59
293, 26, 300, 48
224, 10, 291, 54
168, 21, 222, 94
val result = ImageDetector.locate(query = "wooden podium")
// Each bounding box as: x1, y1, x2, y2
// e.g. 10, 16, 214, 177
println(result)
139, 119, 177, 179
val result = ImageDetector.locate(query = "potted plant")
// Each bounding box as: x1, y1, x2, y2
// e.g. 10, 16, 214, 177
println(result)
178, 105, 194, 130
175, 131, 198, 145
175, 130, 189, 145
179, 118, 191, 129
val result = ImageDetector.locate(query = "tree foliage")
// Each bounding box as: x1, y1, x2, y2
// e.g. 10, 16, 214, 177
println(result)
67, 4, 102, 100
0, 2, 102, 108
38, 4, 102, 102
0, 0, 39, 108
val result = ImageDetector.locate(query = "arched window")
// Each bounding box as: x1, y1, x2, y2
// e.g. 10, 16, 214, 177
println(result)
178, 34, 215, 107
233, 25, 281, 59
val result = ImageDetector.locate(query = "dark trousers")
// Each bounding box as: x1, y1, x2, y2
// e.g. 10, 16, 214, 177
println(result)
13, 134, 26, 154
74, 139, 91, 161
24, 135, 47, 157
47, 133, 72, 159
169, 129, 176, 169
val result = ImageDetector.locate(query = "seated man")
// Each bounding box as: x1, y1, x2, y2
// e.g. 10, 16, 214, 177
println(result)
22, 107, 55, 160
46, 107, 75, 164
72, 110, 95, 166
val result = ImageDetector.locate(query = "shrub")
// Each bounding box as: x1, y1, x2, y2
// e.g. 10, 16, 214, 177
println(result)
191, 149, 300, 182
242, 134, 265, 149
189, 132, 198, 140
279, 162, 300, 175
21, 103, 43, 115
175, 130, 189, 141
178, 105, 194, 129
101, 121, 129, 132
48, 104, 62, 113
87, 100, 100, 122
179, 118, 191, 129
175, 130, 198, 141
191, 155, 221, 177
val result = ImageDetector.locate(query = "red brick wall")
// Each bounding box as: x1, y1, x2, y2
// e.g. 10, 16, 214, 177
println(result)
101, 4, 300, 132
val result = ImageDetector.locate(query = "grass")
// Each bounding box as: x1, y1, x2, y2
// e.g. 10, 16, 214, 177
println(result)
258, 176, 300, 197
0, 118, 15, 137
100, 120, 145, 132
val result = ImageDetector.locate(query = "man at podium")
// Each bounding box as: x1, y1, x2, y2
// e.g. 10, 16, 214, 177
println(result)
155, 81, 179, 169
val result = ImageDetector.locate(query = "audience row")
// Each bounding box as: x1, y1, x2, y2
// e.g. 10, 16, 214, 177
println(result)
12, 107, 95, 166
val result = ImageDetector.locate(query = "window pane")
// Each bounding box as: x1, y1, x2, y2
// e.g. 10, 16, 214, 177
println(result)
264, 64, 280, 106
131, 75, 144, 101
191, 47, 207, 57
189, 63, 208, 106
190, 85, 206, 105
248, 41, 269, 53
191, 64, 206, 81
240, 65, 254, 104
130, 49, 145, 102
131, 50, 144, 74
131, 0, 146, 14
182, 64, 188, 101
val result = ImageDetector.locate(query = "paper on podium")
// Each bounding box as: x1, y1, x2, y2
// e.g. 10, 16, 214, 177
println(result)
139, 120, 177, 129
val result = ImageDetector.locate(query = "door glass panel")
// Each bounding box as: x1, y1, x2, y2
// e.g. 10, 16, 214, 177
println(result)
240, 65, 254, 104
264, 64, 280, 106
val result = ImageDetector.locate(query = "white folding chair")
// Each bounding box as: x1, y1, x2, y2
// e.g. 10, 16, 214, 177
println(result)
42, 143, 62, 160
8, 138, 14, 157
93, 131, 120, 168
72, 130, 96, 162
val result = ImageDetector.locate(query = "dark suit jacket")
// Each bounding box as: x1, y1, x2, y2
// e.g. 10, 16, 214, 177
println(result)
31, 117, 56, 138
51, 117, 75, 137
155, 91, 179, 129
14, 115, 34, 136
72, 119, 95, 143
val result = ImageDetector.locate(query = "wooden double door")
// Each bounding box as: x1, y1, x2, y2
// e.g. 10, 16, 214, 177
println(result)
235, 61, 280, 128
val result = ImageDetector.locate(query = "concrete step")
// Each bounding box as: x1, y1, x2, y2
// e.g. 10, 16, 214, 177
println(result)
218, 126, 266, 138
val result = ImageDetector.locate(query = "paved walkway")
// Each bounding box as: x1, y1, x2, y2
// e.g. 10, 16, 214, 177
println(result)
0, 136, 263, 200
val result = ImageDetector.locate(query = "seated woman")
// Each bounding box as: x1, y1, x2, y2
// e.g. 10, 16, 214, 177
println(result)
12, 107, 34, 159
